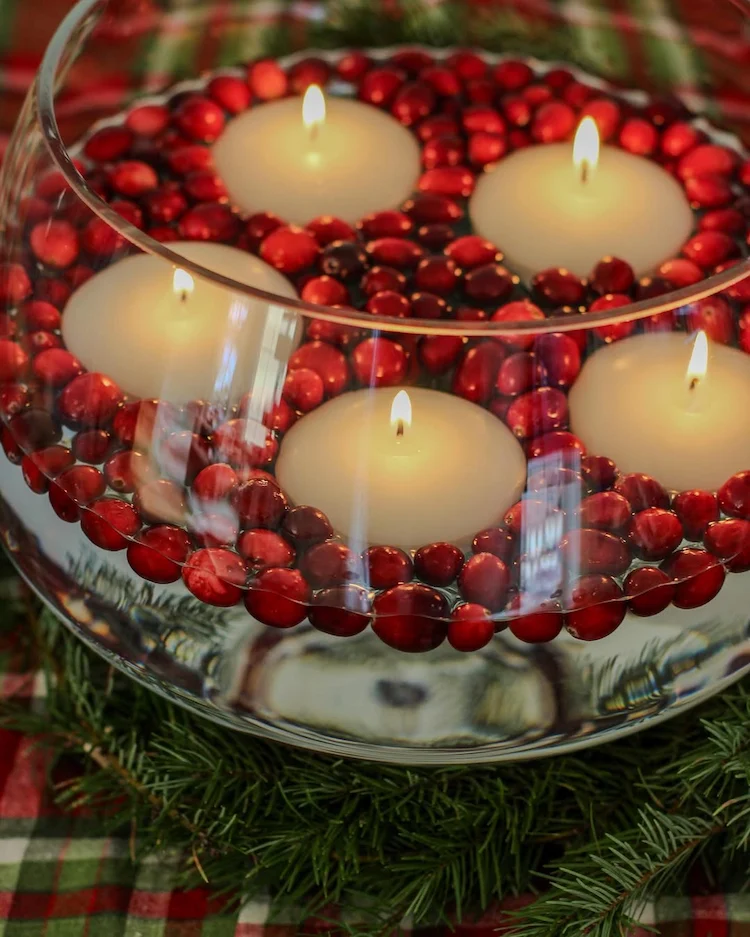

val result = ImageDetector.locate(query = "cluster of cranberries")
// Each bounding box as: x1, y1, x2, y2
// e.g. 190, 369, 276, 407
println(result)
1, 47, 750, 654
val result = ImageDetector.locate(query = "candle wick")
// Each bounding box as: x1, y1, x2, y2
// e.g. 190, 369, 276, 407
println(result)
180, 291, 188, 304
308, 124, 319, 145
396, 419, 404, 438
580, 160, 589, 185
689, 376, 699, 391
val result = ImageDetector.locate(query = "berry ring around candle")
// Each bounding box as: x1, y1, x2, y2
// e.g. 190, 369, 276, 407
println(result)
3, 43, 750, 659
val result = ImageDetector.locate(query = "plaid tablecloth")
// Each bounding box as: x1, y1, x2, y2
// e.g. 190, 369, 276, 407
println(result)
4, 0, 750, 932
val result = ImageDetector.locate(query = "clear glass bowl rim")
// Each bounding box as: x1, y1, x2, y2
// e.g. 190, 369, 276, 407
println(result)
30, 0, 750, 338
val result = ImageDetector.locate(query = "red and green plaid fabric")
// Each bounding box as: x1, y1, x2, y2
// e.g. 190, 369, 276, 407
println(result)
4, 0, 750, 931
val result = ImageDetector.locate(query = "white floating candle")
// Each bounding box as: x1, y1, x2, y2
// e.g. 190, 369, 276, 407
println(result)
213, 85, 421, 225
469, 118, 694, 281
569, 331, 750, 492
62, 241, 298, 404
276, 387, 527, 551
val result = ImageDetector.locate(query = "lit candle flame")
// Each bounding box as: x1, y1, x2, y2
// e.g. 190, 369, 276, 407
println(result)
173, 268, 194, 302
390, 389, 412, 438
687, 329, 708, 391
573, 117, 600, 185
302, 84, 326, 141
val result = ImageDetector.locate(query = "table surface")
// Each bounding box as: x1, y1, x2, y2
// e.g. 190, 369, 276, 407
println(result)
3, 0, 750, 931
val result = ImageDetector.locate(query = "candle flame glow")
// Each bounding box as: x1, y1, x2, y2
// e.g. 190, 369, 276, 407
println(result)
173, 268, 194, 299
687, 329, 708, 390
573, 117, 600, 184
390, 389, 412, 438
302, 84, 326, 137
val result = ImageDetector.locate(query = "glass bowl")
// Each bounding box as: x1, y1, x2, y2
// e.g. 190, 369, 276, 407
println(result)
2, 0, 750, 763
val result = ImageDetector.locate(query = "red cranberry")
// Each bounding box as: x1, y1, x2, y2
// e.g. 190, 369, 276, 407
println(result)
422, 134, 466, 170
417, 114, 460, 143
532, 268, 585, 307
503, 96, 532, 129
527, 431, 586, 461
48, 465, 106, 522
531, 101, 576, 143
167, 144, 214, 175
237, 528, 294, 569
22, 331, 60, 356
565, 575, 626, 640
533, 333, 580, 388
81, 497, 140, 551
419, 335, 464, 375
104, 450, 153, 494
527, 465, 581, 494
615, 473, 669, 512
448, 605, 494, 651
32, 349, 83, 388
705, 518, 750, 572
505, 387, 568, 440
127, 525, 191, 583
288, 57, 330, 94
619, 118, 658, 155
661, 121, 703, 158
299, 540, 360, 588
658, 257, 703, 288
58, 373, 123, 428
260, 226, 319, 274
684, 296, 734, 345
472, 528, 514, 563
321, 241, 369, 280
560, 528, 630, 576
413, 542, 464, 586
590, 257, 635, 295
214, 419, 278, 469
490, 301, 546, 351
246, 567, 310, 628
109, 160, 158, 197
414, 256, 459, 295
458, 553, 510, 611
182, 548, 246, 607
173, 96, 226, 142
685, 174, 733, 209
188, 510, 237, 549
243, 211, 283, 249
508, 600, 563, 643
300, 276, 349, 307
0, 383, 29, 420
72, 429, 112, 464
662, 547, 726, 608
443, 50, 485, 80
452, 341, 506, 403
84, 126, 133, 162
580, 98, 621, 141
306, 216, 356, 247
625, 566, 675, 616
21, 445, 74, 494
579, 491, 631, 531
289, 341, 350, 397
493, 59, 533, 89
421, 65, 461, 97
178, 204, 239, 242
6, 408, 60, 453
0, 341, 27, 382
358, 210, 413, 240
391, 82, 436, 126
361, 266, 407, 297
30, 221, 79, 269
403, 193, 462, 225
445, 235, 499, 269
19, 300, 60, 332
281, 505, 333, 546
372, 583, 449, 652
81, 216, 127, 256
365, 545, 413, 590
230, 477, 287, 529
701, 208, 745, 235
183, 170, 227, 203
112, 399, 173, 449
336, 50, 371, 82
207, 74, 252, 113
719, 471, 750, 519
192, 463, 238, 503
283, 367, 325, 413
366, 291, 411, 318
359, 67, 405, 107
366, 238, 423, 270
418, 166, 475, 198
495, 352, 542, 397
463, 264, 514, 304
672, 489, 719, 540
683, 231, 738, 269
628, 508, 683, 560
410, 292, 447, 319
351, 338, 407, 387
247, 59, 288, 100
308, 585, 372, 637
677, 144, 737, 180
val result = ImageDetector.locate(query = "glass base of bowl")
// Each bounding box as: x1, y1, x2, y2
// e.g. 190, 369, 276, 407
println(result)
3, 456, 750, 764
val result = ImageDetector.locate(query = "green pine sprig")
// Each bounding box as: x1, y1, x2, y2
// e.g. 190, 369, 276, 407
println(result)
3, 574, 750, 936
